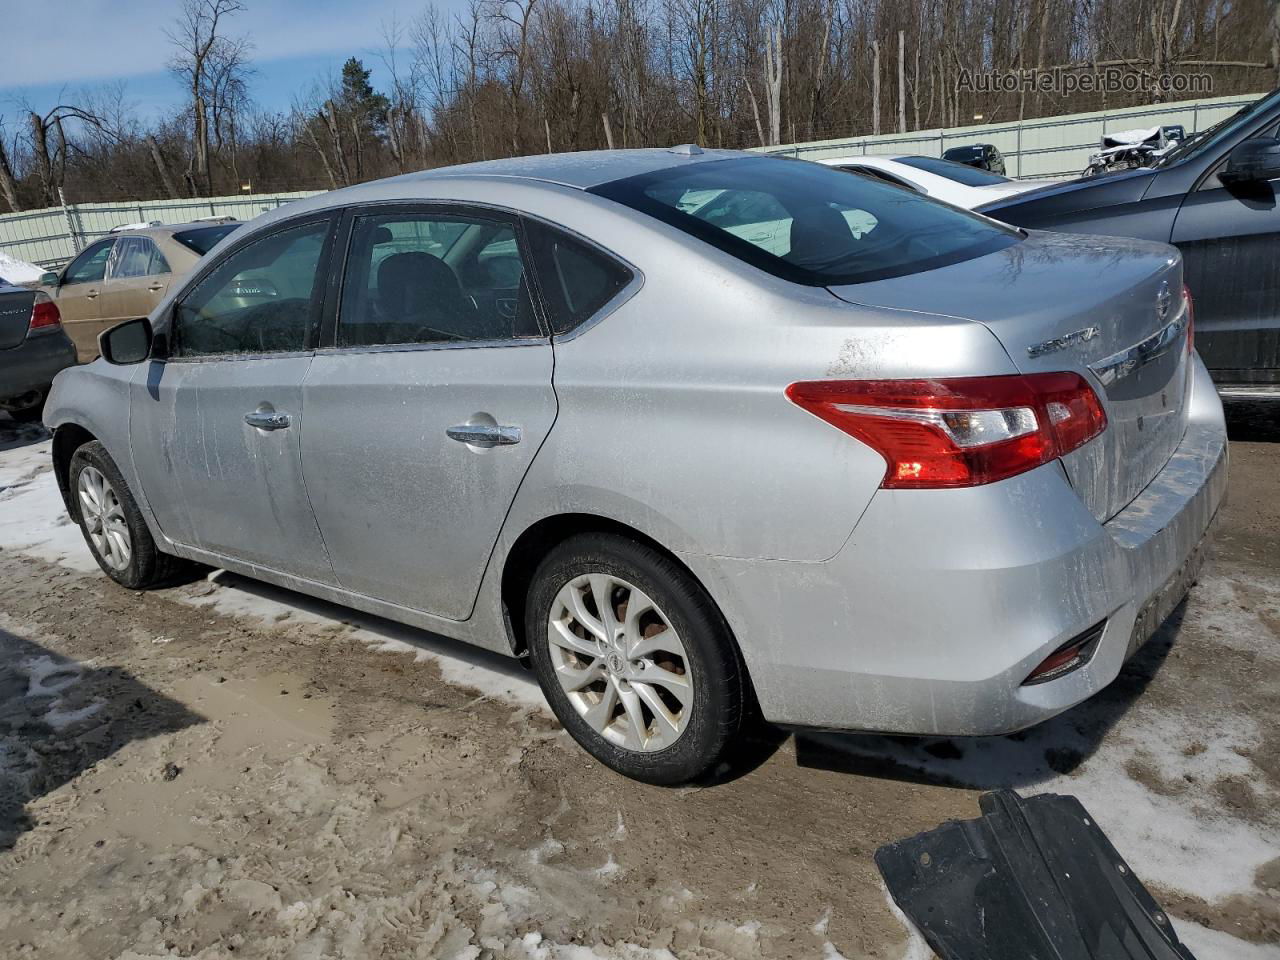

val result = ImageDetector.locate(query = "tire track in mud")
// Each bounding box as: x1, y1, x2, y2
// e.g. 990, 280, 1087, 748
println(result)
0, 552, 928, 960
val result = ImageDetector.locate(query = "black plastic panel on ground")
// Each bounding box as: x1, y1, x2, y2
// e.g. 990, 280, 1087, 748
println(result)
875, 789, 1196, 960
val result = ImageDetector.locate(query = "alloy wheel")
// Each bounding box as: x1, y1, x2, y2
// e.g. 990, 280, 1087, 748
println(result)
547, 573, 692, 752
77, 465, 132, 571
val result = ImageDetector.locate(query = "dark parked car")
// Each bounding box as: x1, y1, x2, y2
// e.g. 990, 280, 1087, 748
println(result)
0, 281, 76, 421
943, 143, 1006, 175
982, 88, 1280, 395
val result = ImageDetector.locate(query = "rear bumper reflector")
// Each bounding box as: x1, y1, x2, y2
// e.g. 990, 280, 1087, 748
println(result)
1022, 620, 1106, 686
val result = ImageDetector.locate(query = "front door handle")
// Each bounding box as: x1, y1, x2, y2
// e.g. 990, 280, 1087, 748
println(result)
446, 423, 521, 447
244, 410, 292, 431
86, 289, 99, 299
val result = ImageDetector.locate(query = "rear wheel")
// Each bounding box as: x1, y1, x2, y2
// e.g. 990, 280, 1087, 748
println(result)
69, 441, 182, 589
526, 532, 745, 785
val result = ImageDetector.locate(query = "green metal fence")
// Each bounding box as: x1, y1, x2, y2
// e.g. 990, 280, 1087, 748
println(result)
752, 93, 1264, 179
0, 190, 323, 269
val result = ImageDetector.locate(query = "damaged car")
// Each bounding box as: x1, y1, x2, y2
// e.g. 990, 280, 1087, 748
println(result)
43, 149, 1226, 784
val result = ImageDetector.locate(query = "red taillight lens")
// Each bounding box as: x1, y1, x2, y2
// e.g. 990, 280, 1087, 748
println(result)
785, 372, 1107, 489
28, 293, 61, 332
1183, 284, 1194, 355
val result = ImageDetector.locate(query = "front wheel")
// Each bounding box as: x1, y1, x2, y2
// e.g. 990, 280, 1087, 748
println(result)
69, 441, 183, 589
526, 532, 746, 785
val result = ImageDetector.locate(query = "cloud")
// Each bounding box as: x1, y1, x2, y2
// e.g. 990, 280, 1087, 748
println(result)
0, 0, 419, 90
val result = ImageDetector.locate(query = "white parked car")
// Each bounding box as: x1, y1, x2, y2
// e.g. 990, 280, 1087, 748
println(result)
814, 154, 1061, 209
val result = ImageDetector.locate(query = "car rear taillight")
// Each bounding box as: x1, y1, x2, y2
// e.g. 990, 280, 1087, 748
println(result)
28, 292, 61, 334
785, 373, 1107, 489
1183, 284, 1194, 355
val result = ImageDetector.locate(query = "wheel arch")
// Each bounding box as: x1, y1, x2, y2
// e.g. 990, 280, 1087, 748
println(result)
498, 512, 753, 702
52, 422, 99, 520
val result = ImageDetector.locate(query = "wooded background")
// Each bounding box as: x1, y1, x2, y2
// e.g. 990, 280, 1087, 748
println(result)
2, 0, 1278, 211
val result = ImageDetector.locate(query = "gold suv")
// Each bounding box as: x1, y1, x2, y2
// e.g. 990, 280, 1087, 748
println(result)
40, 221, 240, 361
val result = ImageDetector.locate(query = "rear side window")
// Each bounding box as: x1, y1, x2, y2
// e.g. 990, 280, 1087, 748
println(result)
173, 218, 330, 358
110, 237, 170, 278
336, 211, 540, 348
527, 223, 633, 335
590, 156, 1018, 286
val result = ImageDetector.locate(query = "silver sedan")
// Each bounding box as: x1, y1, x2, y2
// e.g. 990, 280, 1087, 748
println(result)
43, 148, 1226, 784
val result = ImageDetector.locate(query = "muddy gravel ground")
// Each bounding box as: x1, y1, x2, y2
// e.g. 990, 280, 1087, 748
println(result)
0, 406, 1278, 960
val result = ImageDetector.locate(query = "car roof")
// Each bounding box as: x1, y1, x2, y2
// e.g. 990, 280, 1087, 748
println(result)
817, 154, 940, 171
109, 222, 238, 239
376, 146, 749, 191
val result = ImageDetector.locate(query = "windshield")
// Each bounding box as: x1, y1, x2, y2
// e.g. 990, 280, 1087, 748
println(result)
175, 223, 241, 256
590, 157, 1019, 286
1156, 89, 1280, 167
898, 155, 1009, 186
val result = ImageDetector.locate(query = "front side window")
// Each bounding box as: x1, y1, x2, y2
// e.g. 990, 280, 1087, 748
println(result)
337, 212, 539, 348
591, 156, 1019, 285
63, 240, 114, 286
173, 218, 330, 358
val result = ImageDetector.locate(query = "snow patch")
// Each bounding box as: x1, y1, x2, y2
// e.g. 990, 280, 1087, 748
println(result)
0, 252, 44, 285
0, 443, 101, 574
1172, 918, 1280, 960
882, 883, 936, 960
811, 906, 831, 936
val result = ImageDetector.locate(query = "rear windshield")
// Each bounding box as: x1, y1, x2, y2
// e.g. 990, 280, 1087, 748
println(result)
174, 223, 240, 256
589, 156, 1019, 285
905, 155, 1009, 185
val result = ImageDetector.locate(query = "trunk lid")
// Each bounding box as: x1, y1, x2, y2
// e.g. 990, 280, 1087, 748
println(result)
0, 288, 34, 350
827, 231, 1190, 522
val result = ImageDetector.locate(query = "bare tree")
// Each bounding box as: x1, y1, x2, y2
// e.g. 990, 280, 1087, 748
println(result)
167, 0, 249, 196
0, 119, 20, 212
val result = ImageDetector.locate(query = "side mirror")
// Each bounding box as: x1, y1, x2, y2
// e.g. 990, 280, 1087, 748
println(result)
40, 271, 60, 287
99, 317, 153, 365
1220, 137, 1280, 186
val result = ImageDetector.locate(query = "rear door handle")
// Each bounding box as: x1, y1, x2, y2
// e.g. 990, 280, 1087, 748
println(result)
446, 424, 521, 447
147, 283, 164, 292
86, 289, 99, 299
244, 410, 292, 430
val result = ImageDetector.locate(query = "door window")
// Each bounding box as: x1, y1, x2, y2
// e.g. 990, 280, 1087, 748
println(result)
172, 218, 330, 358
63, 240, 115, 286
110, 237, 170, 279
337, 212, 540, 347
527, 223, 633, 334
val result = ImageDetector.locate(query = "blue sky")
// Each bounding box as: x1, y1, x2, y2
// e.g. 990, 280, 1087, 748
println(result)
0, 0, 436, 122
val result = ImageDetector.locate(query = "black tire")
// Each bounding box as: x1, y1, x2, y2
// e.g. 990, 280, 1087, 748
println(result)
68, 441, 184, 589
6, 398, 44, 423
526, 532, 745, 785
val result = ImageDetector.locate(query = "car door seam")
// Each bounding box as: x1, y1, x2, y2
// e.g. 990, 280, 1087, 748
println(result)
295, 352, 339, 581
459, 342, 563, 624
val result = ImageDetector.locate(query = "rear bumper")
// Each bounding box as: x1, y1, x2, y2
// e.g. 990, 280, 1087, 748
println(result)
685, 353, 1228, 735
0, 331, 77, 404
